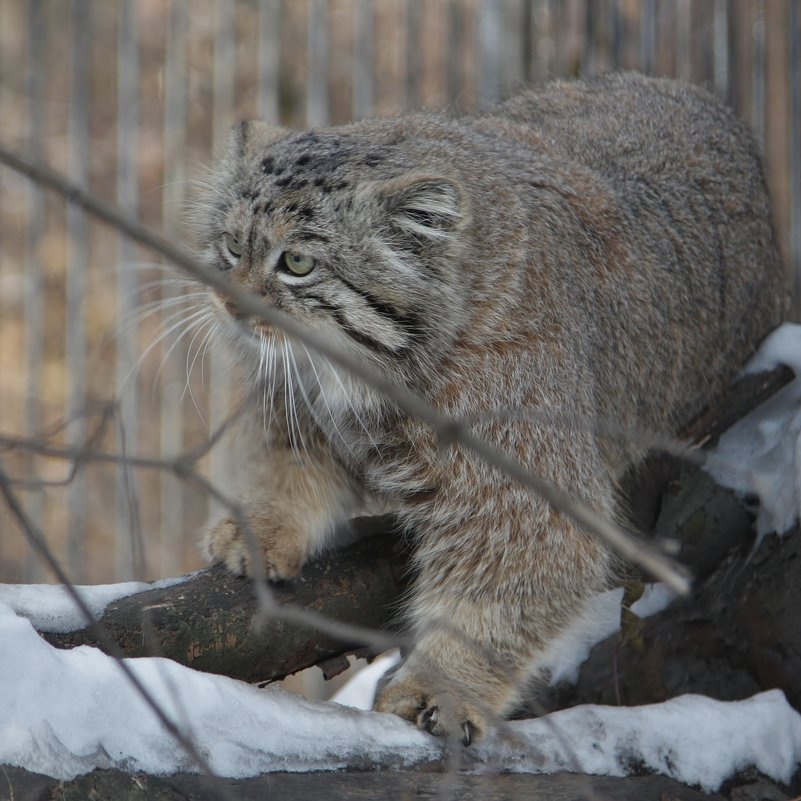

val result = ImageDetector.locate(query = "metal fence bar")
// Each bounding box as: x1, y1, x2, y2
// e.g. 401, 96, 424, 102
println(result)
307, 0, 329, 125
713, 0, 729, 100
115, 0, 142, 581
502, 0, 525, 93
160, 0, 189, 577
791, 0, 801, 315
675, 0, 691, 82
446, 0, 464, 101
258, 0, 281, 124
477, 0, 502, 107
208, 0, 236, 522
640, 0, 655, 74
23, 0, 46, 583
353, 0, 375, 119
751, 0, 765, 150
405, 0, 421, 109
66, 0, 91, 582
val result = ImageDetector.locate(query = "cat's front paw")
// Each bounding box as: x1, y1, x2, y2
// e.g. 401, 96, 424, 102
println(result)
202, 507, 310, 581
374, 666, 490, 745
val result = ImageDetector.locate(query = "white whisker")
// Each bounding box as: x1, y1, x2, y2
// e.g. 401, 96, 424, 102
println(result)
153, 309, 215, 389
322, 356, 382, 457
300, 344, 357, 459
122, 307, 210, 390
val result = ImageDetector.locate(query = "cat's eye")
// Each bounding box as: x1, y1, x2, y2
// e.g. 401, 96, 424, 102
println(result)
224, 233, 242, 259
282, 251, 315, 276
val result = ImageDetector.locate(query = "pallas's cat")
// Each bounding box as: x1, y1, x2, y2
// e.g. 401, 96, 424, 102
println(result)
194, 73, 786, 741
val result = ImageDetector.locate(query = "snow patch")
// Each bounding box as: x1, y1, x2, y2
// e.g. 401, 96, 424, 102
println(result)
705, 323, 801, 540
331, 650, 401, 710
0, 574, 193, 633
541, 582, 674, 685
1, 600, 799, 788
486, 690, 801, 792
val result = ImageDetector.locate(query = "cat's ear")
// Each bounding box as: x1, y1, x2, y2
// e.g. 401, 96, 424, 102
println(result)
376, 173, 470, 246
226, 120, 291, 162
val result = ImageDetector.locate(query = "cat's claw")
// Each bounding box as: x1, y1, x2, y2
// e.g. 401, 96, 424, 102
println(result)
375, 673, 487, 745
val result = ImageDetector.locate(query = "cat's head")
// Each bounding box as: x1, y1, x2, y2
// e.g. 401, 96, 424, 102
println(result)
192, 119, 473, 385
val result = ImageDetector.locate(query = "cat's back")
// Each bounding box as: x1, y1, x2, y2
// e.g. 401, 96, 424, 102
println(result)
488, 72, 754, 185
469, 73, 786, 451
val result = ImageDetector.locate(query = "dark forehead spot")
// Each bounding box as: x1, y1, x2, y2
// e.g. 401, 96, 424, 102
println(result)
362, 153, 385, 168
298, 205, 315, 220
295, 154, 311, 167
275, 175, 292, 188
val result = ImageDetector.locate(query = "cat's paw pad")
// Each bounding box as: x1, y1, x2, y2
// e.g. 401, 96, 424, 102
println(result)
202, 516, 305, 581
374, 672, 486, 745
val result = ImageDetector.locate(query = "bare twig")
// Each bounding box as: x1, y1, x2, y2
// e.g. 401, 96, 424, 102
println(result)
0, 144, 690, 594
0, 462, 236, 801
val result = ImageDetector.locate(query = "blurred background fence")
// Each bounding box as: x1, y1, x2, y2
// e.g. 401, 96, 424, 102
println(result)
0, 0, 800, 586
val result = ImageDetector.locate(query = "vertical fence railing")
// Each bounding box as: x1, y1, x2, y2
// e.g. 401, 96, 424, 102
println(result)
640, 0, 655, 74
751, 0, 765, 151
477, 0, 502, 109
161, 0, 189, 577
790, 0, 801, 314
208, 0, 236, 521
22, 0, 46, 583
115, 0, 142, 581
713, 0, 729, 100
404, 0, 421, 109
258, 0, 281, 124
2, 0, 801, 585
353, 0, 375, 120
66, 0, 91, 582
675, 0, 691, 82
307, 0, 330, 125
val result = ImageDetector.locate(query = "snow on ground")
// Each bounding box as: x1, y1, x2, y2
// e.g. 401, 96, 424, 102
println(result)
1, 599, 799, 789
706, 322, 801, 540
0, 574, 190, 633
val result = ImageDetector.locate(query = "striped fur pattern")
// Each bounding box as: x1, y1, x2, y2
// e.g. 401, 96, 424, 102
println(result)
194, 73, 787, 740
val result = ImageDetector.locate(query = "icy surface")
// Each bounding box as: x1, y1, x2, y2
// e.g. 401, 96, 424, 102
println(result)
541, 582, 673, 685
705, 323, 801, 540
330, 650, 401, 710
0, 574, 191, 633
3, 600, 798, 789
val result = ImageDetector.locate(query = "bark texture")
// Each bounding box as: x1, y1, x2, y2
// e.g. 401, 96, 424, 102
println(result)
4, 764, 800, 801
44, 516, 409, 683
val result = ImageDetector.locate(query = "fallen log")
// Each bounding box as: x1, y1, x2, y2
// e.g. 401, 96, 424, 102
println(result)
544, 517, 801, 714
0, 763, 760, 801
43, 517, 409, 683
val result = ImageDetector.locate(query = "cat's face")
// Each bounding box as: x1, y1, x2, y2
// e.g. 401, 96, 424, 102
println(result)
194, 121, 471, 383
